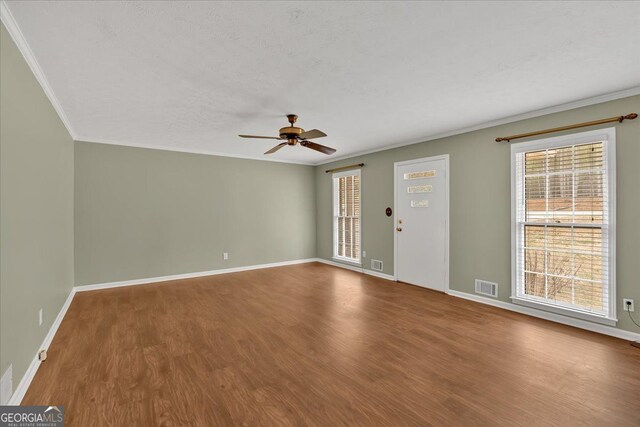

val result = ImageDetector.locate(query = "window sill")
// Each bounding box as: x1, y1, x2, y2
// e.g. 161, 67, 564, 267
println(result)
510, 296, 617, 326
332, 257, 362, 267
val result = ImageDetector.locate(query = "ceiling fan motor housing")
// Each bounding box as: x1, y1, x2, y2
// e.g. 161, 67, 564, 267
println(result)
240, 113, 334, 154
279, 125, 304, 145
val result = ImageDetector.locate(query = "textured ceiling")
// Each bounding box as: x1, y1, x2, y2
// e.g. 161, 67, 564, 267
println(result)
5, 1, 640, 164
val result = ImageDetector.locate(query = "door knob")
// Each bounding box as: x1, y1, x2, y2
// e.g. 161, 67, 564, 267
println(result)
396, 227, 402, 232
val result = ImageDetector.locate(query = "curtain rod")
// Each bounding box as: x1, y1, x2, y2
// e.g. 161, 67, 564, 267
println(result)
325, 163, 365, 173
495, 113, 637, 142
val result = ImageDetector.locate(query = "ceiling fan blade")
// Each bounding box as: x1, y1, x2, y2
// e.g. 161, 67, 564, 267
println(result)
298, 129, 327, 140
265, 142, 288, 154
301, 140, 336, 155
239, 134, 282, 140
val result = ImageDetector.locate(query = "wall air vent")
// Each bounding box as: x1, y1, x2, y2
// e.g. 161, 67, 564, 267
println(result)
475, 279, 498, 298
371, 260, 383, 272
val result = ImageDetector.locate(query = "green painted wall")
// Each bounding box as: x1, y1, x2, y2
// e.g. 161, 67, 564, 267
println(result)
74, 142, 316, 285
2, 12, 638, 396
0, 24, 74, 388
315, 95, 640, 333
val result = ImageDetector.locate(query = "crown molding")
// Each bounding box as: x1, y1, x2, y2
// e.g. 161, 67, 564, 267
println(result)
75, 137, 316, 166
2, 0, 637, 166
314, 86, 640, 165
1, 0, 77, 139
80, 82, 639, 167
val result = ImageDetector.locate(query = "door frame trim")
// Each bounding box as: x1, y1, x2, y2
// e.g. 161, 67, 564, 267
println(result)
393, 154, 450, 292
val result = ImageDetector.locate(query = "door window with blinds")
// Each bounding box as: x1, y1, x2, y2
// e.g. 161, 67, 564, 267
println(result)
511, 128, 616, 325
333, 169, 361, 263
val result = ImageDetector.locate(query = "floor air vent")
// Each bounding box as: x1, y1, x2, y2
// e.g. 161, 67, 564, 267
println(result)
371, 260, 383, 271
475, 279, 498, 298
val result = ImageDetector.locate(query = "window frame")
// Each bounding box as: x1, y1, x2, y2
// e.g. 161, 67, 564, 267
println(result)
332, 169, 362, 265
510, 127, 617, 326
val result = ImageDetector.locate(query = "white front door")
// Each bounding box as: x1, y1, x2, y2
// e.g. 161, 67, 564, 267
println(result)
395, 156, 448, 291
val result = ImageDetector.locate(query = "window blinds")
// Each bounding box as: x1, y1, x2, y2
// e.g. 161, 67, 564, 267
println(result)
335, 173, 360, 261
514, 141, 610, 316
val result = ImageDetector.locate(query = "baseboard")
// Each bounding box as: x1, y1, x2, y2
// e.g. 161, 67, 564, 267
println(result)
447, 290, 640, 342
363, 269, 396, 281
7, 263, 637, 405
74, 258, 318, 292
76, 257, 396, 294
315, 258, 364, 273
316, 258, 640, 341
8, 288, 76, 405
314, 258, 396, 281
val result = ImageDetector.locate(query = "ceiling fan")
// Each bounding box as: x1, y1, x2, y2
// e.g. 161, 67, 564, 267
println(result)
239, 114, 336, 155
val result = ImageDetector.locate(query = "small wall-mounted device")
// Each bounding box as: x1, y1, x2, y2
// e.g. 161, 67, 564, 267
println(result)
623, 299, 635, 312
386, 207, 392, 217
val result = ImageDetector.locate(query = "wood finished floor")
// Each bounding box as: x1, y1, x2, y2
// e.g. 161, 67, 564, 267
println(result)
24, 263, 640, 426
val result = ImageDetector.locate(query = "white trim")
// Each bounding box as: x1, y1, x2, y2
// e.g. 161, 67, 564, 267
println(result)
332, 168, 361, 263
511, 296, 617, 326
363, 269, 396, 281
8, 288, 76, 405
6, 258, 367, 405
7, 260, 636, 406
63, 83, 640, 166
315, 86, 640, 165
331, 168, 362, 179
315, 257, 364, 274
447, 290, 640, 342
510, 127, 617, 325
318, 259, 640, 340
0, 365, 11, 405
74, 258, 317, 292
0, 1, 77, 139
2, 0, 638, 167
331, 257, 361, 267
393, 154, 450, 291
509, 127, 617, 154
315, 258, 396, 281
71, 85, 640, 166
74, 86, 640, 166
75, 138, 315, 166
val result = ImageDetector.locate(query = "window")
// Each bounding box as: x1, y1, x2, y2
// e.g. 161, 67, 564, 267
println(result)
511, 128, 616, 325
333, 169, 361, 263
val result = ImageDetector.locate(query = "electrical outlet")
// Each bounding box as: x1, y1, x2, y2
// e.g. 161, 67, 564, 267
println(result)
39, 309, 43, 326
223, 252, 229, 260
623, 299, 634, 312
362, 251, 366, 258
